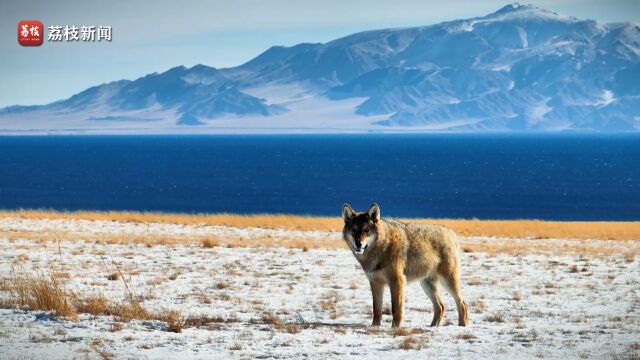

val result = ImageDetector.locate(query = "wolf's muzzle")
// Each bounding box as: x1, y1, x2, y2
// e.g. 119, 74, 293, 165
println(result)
354, 243, 368, 254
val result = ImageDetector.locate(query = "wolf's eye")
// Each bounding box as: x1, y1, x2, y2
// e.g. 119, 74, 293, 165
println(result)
363, 228, 369, 233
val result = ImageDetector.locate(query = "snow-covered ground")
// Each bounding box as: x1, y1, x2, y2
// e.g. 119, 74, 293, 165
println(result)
0, 218, 638, 359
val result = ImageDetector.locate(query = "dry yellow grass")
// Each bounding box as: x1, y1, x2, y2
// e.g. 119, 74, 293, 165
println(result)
3, 275, 183, 332
255, 311, 302, 334
0, 209, 340, 231
426, 218, 640, 241
77, 297, 181, 332
1, 223, 339, 251
459, 237, 637, 258
1, 209, 638, 240
0, 210, 638, 257
4, 275, 76, 319
397, 336, 423, 350
201, 238, 220, 248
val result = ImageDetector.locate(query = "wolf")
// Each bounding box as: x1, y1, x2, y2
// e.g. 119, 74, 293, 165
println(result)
342, 203, 468, 328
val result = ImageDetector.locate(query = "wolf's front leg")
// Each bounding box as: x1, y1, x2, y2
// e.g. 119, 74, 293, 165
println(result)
389, 274, 406, 328
369, 280, 384, 326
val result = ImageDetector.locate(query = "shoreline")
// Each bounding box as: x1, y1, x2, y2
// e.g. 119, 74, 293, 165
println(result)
1, 209, 639, 241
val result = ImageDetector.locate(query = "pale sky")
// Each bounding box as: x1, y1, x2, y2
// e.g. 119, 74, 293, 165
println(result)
1, 0, 638, 107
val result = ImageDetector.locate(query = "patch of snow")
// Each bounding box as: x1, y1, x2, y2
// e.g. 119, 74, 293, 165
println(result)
528, 98, 552, 122
459, 20, 479, 32
564, 90, 617, 108
491, 64, 512, 72
596, 89, 616, 107
517, 27, 528, 48
0, 220, 637, 359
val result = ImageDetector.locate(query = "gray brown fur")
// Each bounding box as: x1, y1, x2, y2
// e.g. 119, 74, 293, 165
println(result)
342, 203, 468, 328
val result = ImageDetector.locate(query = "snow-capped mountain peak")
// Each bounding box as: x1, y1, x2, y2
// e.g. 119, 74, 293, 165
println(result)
1, 4, 638, 133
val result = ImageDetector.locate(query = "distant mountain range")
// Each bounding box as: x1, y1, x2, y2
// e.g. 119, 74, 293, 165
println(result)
2, 3, 639, 133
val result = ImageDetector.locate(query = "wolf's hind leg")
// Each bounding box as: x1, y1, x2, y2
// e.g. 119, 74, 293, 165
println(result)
420, 277, 445, 327
440, 271, 469, 326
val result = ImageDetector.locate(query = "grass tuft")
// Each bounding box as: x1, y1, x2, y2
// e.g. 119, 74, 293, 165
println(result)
5, 274, 76, 319
201, 238, 220, 248
397, 336, 423, 350
106, 272, 120, 281
2, 209, 639, 241
486, 312, 505, 323
2, 275, 185, 332
215, 281, 230, 290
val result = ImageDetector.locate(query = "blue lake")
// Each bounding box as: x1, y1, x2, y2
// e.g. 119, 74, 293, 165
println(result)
0, 134, 638, 220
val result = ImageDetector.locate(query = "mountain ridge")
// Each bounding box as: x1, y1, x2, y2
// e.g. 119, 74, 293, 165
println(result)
2, 3, 639, 133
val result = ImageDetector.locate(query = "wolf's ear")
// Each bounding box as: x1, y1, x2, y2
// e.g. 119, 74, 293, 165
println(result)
342, 204, 356, 222
367, 203, 380, 223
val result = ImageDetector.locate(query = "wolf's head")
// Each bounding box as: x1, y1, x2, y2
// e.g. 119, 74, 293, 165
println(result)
342, 203, 381, 255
